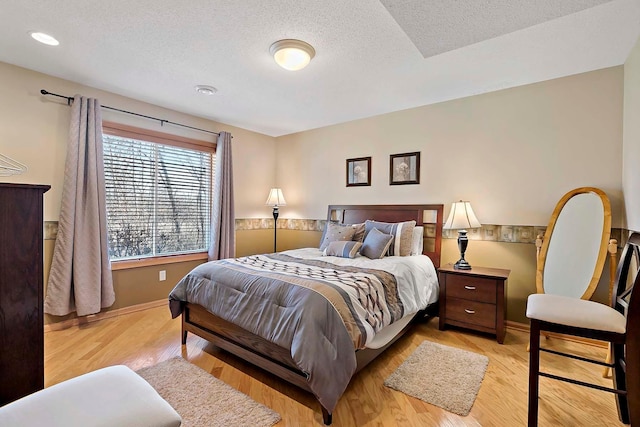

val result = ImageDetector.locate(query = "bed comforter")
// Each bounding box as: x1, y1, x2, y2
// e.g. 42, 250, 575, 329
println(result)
168, 249, 437, 413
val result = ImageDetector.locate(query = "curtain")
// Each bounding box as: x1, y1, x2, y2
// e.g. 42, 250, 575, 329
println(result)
208, 131, 235, 260
44, 95, 115, 316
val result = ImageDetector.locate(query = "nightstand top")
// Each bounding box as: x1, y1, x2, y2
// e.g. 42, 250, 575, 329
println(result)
438, 264, 510, 280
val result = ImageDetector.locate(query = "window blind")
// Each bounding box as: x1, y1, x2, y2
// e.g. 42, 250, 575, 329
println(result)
103, 134, 212, 260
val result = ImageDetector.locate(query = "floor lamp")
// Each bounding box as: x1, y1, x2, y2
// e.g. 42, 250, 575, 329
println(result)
443, 200, 481, 270
265, 188, 286, 253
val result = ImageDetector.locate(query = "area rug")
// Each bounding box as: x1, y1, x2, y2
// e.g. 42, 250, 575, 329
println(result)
137, 357, 281, 427
384, 340, 489, 416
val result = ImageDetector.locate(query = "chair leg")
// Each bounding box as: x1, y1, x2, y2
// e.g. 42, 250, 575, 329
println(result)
526, 334, 545, 353
612, 342, 629, 424
528, 321, 541, 427
625, 335, 640, 426
602, 343, 612, 378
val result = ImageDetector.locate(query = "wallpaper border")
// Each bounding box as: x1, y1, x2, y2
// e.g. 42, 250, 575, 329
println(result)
44, 219, 625, 246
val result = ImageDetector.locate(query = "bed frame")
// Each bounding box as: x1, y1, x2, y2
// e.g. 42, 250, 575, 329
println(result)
180, 204, 444, 425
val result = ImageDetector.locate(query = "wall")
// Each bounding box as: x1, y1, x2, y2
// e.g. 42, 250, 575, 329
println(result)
0, 61, 278, 324
0, 61, 627, 325
624, 36, 640, 231
275, 67, 625, 323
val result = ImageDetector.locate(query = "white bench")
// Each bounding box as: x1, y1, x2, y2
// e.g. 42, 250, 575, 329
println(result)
0, 365, 181, 427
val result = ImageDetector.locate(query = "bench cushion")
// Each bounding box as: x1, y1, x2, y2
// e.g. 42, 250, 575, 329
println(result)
0, 365, 181, 427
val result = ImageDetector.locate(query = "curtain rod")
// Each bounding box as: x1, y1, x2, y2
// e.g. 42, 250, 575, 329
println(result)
40, 89, 221, 137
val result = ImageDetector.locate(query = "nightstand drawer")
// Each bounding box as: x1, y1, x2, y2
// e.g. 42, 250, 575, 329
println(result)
446, 274, 497, 304
445, 297, 496, 329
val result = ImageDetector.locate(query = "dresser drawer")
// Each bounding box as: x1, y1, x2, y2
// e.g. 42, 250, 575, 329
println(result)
445, 274, 497, 304
445, 297, 496, 329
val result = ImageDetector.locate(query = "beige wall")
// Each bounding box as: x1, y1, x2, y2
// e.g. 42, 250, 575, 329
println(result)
275, 67, 625, 322
1, 60, 627, 325
0, 61, 278, 220
0, 61, 278, 324
624, 36, 640, 231
276, 67, 624, 226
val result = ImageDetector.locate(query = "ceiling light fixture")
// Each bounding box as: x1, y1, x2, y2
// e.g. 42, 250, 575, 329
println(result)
269, 39, 315, 71
194, 85, 217, 95
30, 32, 59, 46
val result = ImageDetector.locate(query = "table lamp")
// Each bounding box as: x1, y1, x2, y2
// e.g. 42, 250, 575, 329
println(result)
444, 200, 481, 270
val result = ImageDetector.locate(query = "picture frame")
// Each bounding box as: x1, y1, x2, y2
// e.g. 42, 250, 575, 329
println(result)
389, 152, 420, 185
346, 157, 371, 187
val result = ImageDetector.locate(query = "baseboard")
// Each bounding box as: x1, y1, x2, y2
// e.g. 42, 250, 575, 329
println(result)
44, 299, 167, 332
506, 320, 608, 349
42, 305, 609, 350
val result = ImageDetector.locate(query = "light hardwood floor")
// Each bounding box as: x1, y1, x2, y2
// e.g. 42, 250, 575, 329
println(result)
45, 306, 625, 426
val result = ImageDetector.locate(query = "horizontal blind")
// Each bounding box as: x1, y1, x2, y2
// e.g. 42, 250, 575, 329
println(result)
103, 134, 212, 260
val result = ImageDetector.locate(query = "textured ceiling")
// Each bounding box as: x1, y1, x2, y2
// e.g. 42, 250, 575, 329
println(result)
0, 0, 639, 137
380, 0, 615, 58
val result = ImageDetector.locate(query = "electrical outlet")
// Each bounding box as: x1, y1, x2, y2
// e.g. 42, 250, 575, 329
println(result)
159, 270, 166, 281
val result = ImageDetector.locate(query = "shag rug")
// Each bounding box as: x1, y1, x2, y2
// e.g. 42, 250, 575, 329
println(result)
384, 341, 489, 416
137, 357, 281, 427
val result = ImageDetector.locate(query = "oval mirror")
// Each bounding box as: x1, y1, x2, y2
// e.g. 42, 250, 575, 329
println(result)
537, 187, 611, 299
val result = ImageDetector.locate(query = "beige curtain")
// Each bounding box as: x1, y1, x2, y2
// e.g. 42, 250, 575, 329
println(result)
44, 95, 115, 316
208, 131, 235, 260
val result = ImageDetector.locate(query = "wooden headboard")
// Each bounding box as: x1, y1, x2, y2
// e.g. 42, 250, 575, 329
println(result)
326, 204, 444, 268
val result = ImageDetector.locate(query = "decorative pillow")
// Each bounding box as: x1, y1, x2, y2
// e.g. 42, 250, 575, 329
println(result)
410, 226, 424, 256
319, 222, 358, 251
323, 241, 363, 258
360, 228, 394, 259
351, 222, 366, 243
364, 220, 416, 256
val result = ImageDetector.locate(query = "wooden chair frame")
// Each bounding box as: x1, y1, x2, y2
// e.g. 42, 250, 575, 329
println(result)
528, 232, 640, 426
535, 187, 612, 298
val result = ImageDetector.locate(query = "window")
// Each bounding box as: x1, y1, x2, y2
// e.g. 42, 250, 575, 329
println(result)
102, 122, 214, 261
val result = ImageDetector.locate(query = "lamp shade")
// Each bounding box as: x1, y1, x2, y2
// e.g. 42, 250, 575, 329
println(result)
443, 201, 481, 230
265, 188, 286, 206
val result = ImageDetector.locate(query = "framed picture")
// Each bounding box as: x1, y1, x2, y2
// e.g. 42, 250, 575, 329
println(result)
390, 152, 420, 185
346, 157, 371, 187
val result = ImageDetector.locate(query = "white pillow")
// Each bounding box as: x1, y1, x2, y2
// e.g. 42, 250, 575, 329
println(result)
410, 226, 424, 255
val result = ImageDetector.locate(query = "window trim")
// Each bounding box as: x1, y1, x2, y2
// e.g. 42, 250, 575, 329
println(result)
102, 121, 216, 267
102, 121, 216, 153
110, 252, 208, 270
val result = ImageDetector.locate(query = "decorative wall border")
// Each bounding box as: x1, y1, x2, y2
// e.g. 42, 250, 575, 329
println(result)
44, 219, 625, 246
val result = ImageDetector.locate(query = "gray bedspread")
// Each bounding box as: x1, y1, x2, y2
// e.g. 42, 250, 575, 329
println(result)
168, 252, 405, 413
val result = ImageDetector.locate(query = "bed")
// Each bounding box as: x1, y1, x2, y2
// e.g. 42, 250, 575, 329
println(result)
169, 204, 443, 425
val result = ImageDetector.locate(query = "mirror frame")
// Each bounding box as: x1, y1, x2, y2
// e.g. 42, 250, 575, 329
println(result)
536, 187, 611, 299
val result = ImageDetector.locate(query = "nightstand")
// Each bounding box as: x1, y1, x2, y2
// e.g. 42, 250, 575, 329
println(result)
438, 264, 510, 344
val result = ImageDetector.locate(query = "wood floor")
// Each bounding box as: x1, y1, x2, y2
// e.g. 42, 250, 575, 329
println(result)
45, 306, 625, 426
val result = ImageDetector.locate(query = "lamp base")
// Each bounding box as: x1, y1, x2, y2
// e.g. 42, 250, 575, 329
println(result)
272, 207, 279, 253
455, 229, 472, 270
453, 258, 472, 270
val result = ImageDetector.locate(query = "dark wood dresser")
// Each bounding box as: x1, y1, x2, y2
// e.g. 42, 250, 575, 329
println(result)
438, 264, 510, 344
0, 183, 50, 405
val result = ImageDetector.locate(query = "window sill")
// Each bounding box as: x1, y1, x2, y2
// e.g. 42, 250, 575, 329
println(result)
110, 252, 208, 271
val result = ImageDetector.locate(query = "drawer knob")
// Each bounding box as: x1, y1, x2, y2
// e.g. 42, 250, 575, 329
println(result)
464, 309, 476, 314
464, 285, 476, 290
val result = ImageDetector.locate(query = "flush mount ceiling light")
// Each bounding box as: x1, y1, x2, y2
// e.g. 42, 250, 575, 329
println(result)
269, 39, 315, 71
30, 31, 59, 46
194, 85, 218, 95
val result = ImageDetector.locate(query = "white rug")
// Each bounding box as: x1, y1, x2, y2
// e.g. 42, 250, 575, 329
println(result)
137, 357, 281, 427
384, 340, 489, 416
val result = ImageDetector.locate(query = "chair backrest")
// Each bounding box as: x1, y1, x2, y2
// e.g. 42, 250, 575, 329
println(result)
537, 187, 612, 299
613, 233, 640, 327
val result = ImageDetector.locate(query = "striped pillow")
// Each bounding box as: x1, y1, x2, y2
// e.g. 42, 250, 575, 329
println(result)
323, 241, 363, 258
364, 220, 416, 256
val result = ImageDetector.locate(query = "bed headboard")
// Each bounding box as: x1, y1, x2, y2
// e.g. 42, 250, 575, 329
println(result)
326, 204, 444, 268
